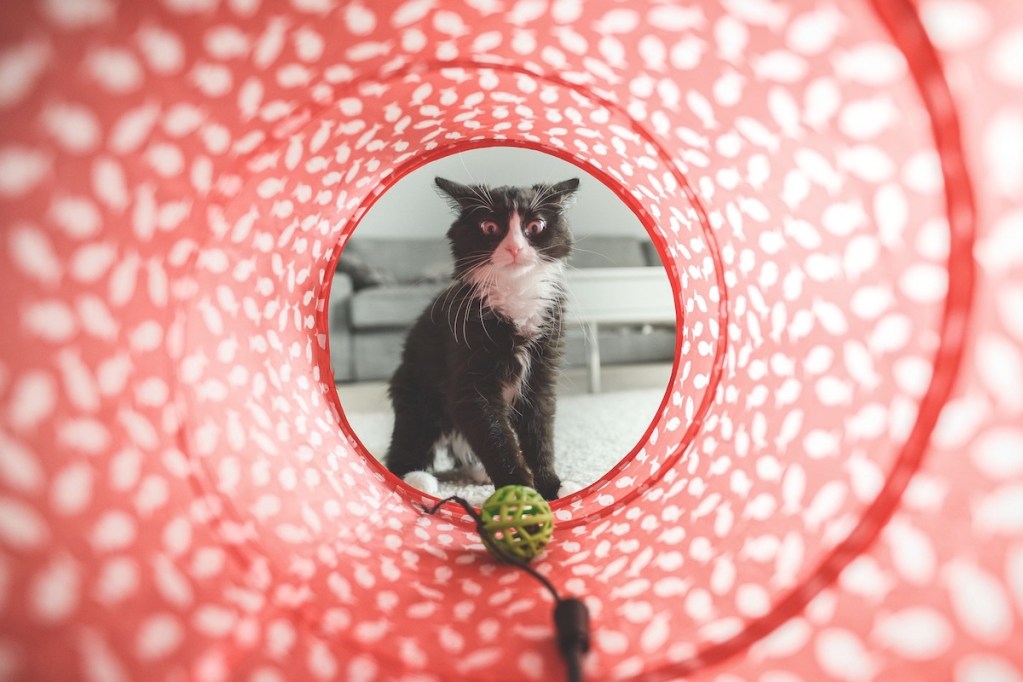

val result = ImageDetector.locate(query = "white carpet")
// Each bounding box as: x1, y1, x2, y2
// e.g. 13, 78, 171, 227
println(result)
345, 388, 667, 505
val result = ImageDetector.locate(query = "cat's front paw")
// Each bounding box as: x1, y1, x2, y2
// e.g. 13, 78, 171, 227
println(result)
403, 471, 440, 495
533, 471, 562, 501
464, 463, 491, 484
557, 480, 583, 498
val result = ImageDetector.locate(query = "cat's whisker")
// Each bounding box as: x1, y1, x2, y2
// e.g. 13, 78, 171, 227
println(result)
447, 279, 480, 345
529, 184, 555, 214
458, 297, 474, 347
431, 281, 462, 324
472, 299, 488, 346
454, 256, 494, 283
463, 269, 492, 346
459, 281, 475, 344
526, 189, 539, 214
563, 235, 622, 263
454, 286, 477, 347
539, 244, 616, 266
553, 277, 598, 351
464, 202, 491, 215
480, 183, 495, 211
455, 253, 490, 267
468, 185, 495, 214
460, 261, 491, 282
442, 286, 462, 342
477, 271, 499, 346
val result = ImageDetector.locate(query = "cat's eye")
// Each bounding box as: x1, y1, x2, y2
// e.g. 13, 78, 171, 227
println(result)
480, 220, 500, 237
524, 219, 545, 237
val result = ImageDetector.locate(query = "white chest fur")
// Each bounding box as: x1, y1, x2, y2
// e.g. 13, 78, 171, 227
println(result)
467, 210, 566, 338
470, 260, 564, 338
466, 215, 564, 404
502, 345, 533, 405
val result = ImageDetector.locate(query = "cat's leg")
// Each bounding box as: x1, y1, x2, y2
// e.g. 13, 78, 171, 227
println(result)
385, 373, 443, 478
447, 376, 535, 491
385, 404, 442, 477
514, 359, 562, 500
513, 413, 560, 500
449, 433, 490, 484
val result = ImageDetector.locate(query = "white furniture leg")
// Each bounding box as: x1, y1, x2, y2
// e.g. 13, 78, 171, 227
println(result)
586, 321, 601, 393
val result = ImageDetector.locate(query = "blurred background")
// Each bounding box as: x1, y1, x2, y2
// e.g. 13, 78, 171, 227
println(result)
328, 147, 677, 496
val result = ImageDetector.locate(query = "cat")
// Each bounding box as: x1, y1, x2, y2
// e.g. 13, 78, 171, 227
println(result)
384, 176, 580, 501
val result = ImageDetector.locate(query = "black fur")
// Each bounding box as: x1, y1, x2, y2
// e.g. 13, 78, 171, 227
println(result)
384, 176, 580, 500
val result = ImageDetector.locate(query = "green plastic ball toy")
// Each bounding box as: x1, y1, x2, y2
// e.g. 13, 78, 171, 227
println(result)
479, 485, 554, 563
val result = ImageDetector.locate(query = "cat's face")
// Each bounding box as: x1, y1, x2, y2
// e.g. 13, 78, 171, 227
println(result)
436, 177, 579, 279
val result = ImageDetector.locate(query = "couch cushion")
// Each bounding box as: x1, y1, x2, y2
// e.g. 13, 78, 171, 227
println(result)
352, 331, 407, 382
342, 236, 655, 278
336, 244, 397, 290
350, 283, 447, 328
329, 329, 354, 381
340, 238, 453, 286
641, 239, 665, 267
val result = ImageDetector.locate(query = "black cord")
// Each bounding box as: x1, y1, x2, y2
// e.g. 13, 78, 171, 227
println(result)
421, 496, 591, 682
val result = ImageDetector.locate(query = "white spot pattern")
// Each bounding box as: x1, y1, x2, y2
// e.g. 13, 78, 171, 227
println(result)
0, 0, 1020, 680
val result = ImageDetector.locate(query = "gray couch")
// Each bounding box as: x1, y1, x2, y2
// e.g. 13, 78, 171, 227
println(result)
329, 236, 675, 383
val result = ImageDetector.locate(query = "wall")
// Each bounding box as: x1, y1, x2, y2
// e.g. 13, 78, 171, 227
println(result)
352, 146, 646, 239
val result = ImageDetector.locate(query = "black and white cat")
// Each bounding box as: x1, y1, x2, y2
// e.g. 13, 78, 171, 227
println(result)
384, 176, 580, 500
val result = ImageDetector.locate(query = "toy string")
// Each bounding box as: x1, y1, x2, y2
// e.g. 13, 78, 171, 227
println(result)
421, 495, 591, 682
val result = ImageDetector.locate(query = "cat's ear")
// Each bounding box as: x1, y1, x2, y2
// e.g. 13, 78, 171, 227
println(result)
435, 177, 475, 212
534, 178, 581, 211
551, 178, 581, 201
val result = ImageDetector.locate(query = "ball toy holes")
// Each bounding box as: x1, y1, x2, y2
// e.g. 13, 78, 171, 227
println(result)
480, 485, 555, 562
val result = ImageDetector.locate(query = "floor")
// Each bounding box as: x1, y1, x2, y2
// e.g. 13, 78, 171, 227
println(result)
335, 362, 676, 503
334, 362, 676, 412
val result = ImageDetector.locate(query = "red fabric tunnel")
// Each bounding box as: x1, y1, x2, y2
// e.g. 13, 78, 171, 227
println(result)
1, 0, 1022, 680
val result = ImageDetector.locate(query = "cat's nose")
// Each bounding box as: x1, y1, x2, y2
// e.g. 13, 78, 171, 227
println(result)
506, 244, 522, 258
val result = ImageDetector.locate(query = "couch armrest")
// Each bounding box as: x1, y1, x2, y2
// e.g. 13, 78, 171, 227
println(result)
641, 239, 662, 267
328, 272, 355, 382
331, 271, 355, 307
